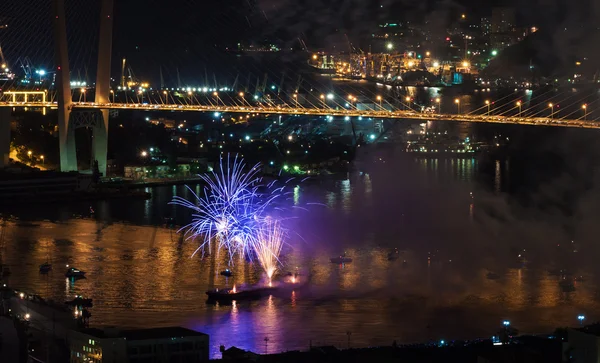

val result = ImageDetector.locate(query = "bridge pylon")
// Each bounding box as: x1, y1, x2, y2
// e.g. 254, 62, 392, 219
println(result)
93, 0, 114, 177
53, 0, 114, 174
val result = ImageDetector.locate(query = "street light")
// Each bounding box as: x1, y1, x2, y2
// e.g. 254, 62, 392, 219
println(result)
516, 101, 522, 117
376, 95, 382, 109
40, 155, 44, 165
141, 151, 148, 157
485, 100, 491, 115
548, 103, 554, 120
110, 89, 115, 103
582, 104, 588, 120
163, 90, 168, 104
27, 150, 32, 161
405, 96, 411, 111
435, 98, 441, 113
455, 98, 460, 114
387, 43, 393, 51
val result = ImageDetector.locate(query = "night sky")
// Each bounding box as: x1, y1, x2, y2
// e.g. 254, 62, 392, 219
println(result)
0, 0, 597, 83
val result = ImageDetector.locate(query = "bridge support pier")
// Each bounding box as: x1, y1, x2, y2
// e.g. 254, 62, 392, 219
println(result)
70, 110, 107, 173
92, 110, 109, 176
0, 108, 10, 168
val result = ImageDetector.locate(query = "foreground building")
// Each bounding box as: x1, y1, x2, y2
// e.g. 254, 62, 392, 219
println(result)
69, 326, 209, 363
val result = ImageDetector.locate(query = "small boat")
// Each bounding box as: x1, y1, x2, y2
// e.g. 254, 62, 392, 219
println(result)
220, 269, 233, 277
65, 267, 86, 278
39, 262, 52, 274
65, 296, 93, 307
330, 255, 352, 264
206, 286, 278, 302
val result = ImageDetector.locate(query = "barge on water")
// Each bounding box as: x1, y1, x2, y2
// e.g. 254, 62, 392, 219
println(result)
206, 286, 278, 302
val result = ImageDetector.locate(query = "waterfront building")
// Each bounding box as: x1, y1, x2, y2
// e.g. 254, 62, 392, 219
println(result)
69, 326, 209, 363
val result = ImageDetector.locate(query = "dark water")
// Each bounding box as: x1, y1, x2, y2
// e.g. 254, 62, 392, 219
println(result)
4, 129, 600, 358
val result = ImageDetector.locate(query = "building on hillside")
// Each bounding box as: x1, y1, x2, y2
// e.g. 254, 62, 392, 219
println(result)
491, 7, 515, 33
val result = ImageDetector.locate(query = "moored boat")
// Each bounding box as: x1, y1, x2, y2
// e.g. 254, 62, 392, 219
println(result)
65, 266, 86, 278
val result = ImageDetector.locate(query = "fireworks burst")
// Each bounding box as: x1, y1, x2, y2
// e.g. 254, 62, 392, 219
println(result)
170, 154, 289, 265
254, 218, 285, 281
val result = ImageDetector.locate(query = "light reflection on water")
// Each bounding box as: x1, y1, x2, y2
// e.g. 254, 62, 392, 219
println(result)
1, 156, 598, 358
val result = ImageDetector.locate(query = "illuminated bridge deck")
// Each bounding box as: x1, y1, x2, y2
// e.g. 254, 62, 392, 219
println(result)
2, 102, 598, 129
